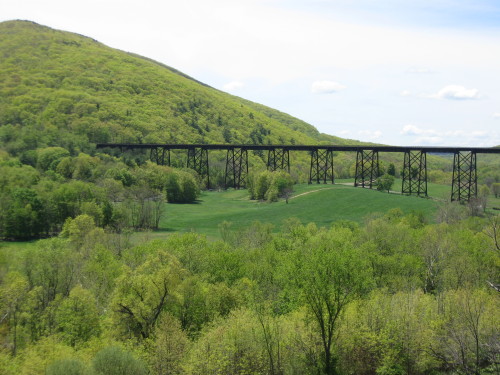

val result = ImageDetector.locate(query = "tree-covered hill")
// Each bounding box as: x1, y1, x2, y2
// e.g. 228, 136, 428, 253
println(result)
0, 19, 356, 157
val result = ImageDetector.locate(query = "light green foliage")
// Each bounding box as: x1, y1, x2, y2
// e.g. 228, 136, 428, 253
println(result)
22, 238, 81, 308
1, 214, 499, 374
433, 289, 499, 374
338, 290, 439, 375
81, 244, 123, 307
55, 285, 101, 347
11, 336, 77, 375
184, 309, 268, 375
61, 214, 96, 246
288, 226, 373, 375
148, 313, 189, 375
0, 272, 29, 355
111, 250, 186, 339
0, 20, 333, 156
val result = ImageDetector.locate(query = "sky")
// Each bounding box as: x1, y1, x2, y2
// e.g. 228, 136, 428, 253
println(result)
2, 0, 500, 147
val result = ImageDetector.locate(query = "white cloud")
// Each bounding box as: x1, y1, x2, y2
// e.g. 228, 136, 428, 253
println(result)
400, 124, 499, 146
400, 90, 412, 97
427, 85, 480, 100
223, 81, 244, 92
358, 129, 382, 140
400, 124, 436, 136
493, 113, 500, 119
311, 80, 346, 94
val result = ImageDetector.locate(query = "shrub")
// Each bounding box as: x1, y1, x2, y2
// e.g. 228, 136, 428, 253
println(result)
92, 346, 147, 375
46, 358, 88, 375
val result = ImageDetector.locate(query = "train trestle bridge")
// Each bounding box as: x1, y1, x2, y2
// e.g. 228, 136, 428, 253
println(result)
96, 144, 500, 202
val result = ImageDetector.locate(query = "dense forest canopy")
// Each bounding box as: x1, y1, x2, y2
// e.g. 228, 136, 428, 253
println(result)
1, 212, 499, 374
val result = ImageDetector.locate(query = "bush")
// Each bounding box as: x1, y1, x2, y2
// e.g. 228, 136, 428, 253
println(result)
46, 358, 89, 375
377, 174, 395, 193
249, 170, 294, 202
92, 346, 147, 375
165, 170, 199, 203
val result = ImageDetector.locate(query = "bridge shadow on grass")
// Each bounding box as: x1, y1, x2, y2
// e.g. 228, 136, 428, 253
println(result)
166, 200, 203, 205
152, 227, 177, 233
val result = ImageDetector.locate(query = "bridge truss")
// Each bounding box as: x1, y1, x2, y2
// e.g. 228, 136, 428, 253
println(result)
402, 150, 427, 197
97, 143, 500, 202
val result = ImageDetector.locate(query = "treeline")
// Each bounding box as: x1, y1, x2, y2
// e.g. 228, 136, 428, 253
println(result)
0, 210, 499, 374
0, 149, 200, 239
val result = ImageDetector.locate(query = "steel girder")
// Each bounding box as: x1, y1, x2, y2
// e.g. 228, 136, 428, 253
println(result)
309, 148, 334, 184
451, 151, 477, 202
354, 150, 379, 188
267, 148, 290, 172
187, 147, 210, 188
402, 151, 427, 197
225, 148, 249, 189
149, 147, 171, 166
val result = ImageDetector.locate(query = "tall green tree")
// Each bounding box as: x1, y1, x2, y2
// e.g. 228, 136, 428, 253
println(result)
0, 272, 29, 355
55, 285, 101, 347
289, 227, 372, 375
111, 250, 186, 339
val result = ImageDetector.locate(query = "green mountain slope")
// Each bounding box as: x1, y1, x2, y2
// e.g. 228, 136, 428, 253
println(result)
0, 20, 354, 157
2, 20, 495, 184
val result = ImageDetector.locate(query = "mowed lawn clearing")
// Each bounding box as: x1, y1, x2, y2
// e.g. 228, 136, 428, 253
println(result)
159, 183, 438, 239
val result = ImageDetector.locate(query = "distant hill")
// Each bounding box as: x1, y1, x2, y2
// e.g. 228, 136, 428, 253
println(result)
0, 20, 356, 158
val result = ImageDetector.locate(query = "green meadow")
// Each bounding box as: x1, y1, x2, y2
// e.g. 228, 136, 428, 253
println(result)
159, 183, 439, 239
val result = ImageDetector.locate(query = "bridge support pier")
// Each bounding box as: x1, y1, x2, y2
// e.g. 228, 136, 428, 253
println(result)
187, 147, 210, 188
225, 148, 248, 189
267, 148, 290, 172
354, 150, 379, 189
309, 149, 334, 184
451, 151, 477, 202
150, 147, 171, 166
402, 150, 427, 197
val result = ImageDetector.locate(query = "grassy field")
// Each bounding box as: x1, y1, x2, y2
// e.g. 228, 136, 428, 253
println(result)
158, 183, 439, 240
3, 181, 497, 246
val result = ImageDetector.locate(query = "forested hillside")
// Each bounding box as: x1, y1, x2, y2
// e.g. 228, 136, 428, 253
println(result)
0, 20, 340, 155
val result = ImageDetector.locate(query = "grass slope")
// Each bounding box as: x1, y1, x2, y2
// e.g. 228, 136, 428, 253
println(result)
159, 183, 438, 239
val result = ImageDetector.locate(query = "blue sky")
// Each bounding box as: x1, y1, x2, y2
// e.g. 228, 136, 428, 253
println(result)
2, 0, 500, 146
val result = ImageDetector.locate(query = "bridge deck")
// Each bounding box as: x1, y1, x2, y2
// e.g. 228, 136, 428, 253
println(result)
96, 143, 500, 154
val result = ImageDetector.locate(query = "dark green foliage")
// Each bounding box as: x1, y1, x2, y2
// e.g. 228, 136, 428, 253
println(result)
387, 162, 396, 176
377, 173, 395, 193
1, 187, 46, 239
248, 170, 294, 202
165, 170, 199, 203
